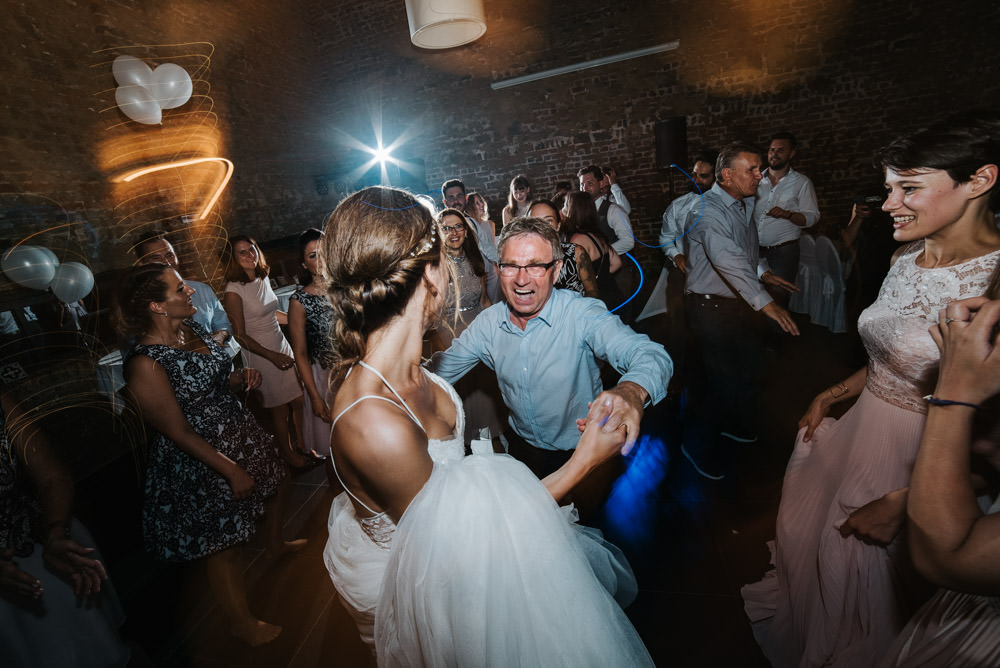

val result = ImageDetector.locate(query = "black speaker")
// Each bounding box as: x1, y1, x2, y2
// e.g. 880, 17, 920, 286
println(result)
655, 116, 687, 169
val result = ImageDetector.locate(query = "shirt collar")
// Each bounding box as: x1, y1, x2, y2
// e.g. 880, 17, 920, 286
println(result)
500, 288, 560, 332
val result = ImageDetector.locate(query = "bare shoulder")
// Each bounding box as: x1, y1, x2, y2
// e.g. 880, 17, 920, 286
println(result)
331, 394, 428, 468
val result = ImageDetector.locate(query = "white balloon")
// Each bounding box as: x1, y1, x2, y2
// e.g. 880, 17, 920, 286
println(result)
112, 55, 153, 89
149, 63, 193, 110
37, 246, 59, 268
1, 245, 57, 290
50, 262, 95, 304
115, 85, 162, 125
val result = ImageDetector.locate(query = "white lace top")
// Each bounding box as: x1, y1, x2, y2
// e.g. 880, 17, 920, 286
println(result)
859, 241, 1000, 413
329, 362, 465, 549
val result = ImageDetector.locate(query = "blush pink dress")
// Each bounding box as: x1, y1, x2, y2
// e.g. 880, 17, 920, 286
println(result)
742, 241, 1000, 667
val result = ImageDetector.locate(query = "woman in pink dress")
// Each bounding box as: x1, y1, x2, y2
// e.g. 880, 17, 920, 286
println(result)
742, 111, 1000, 667
221, 236, 309, 468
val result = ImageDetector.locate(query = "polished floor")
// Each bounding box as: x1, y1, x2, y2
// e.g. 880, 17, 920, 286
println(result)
110, 315, 859, 668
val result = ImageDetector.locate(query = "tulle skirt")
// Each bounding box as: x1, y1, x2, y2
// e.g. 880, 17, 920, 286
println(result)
375, 454, 651, 667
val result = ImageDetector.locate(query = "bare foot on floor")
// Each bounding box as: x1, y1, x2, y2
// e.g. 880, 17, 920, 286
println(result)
231, 619, 282, 646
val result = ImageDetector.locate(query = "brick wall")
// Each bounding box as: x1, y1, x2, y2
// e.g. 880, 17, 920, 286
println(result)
2, 0, 999, 278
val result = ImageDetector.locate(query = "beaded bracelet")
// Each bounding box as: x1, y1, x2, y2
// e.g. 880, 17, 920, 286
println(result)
923, 395, 981, 410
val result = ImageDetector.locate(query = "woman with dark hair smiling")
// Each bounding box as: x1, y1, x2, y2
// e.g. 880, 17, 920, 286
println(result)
116, 263, 302, 647
743, 110, 1000, 667
562, 190, 623, 307
221, 236, 310, 468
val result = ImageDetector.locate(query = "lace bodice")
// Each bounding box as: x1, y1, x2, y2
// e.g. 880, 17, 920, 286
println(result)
330, 366, 465, 549
859, 241, 1000, 412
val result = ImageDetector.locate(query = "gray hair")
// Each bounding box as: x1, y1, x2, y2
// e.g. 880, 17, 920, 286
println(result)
497, 217, 562, 262
715, 141, 762, 181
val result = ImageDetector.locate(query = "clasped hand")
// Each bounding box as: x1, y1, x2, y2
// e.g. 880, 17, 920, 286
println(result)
576, 382, 646, 455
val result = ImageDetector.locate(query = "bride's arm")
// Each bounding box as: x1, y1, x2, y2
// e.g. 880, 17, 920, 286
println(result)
542, 400, 627, 504
332, 401, 434, 521
798, 366, 868, 441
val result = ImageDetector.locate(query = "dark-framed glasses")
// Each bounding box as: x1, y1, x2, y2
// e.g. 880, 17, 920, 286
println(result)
498, 260, 558, 278
440, 224, 465, 234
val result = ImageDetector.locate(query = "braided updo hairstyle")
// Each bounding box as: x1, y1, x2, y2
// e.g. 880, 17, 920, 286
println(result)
322, 186, 442, 383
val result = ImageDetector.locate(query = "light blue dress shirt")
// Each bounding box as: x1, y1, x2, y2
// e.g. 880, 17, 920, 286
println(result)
189, 280, 232, 334
428, 288, 673, 451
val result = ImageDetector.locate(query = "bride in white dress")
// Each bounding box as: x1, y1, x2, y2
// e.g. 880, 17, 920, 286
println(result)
321, 186, 652, 667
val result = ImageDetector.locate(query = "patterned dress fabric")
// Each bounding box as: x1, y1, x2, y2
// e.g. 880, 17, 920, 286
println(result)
556, 242, 585, 295
742, 241, 1000, 667
291, 287, 335, 456
224, 278, 302, 408
128, 321, 285, 562
441, 252, 486, 346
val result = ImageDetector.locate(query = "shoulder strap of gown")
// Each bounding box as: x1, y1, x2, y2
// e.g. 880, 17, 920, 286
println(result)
327, 362, 427, 517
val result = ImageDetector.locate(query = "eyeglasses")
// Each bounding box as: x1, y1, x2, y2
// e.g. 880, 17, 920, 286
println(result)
498, 260, 558, 278
440, 224, 465, 233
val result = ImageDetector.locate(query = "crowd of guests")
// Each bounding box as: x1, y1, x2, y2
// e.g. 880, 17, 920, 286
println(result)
5, 109, 1000, 667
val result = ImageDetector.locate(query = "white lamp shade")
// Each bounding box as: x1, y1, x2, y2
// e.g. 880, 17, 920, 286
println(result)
405, 0, 486, 49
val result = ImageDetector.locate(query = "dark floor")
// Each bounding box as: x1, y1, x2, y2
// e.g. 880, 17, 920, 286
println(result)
105, 313, 859, 668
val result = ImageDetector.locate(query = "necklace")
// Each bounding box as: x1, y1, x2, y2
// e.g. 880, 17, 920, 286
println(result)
158, 327, 186, 348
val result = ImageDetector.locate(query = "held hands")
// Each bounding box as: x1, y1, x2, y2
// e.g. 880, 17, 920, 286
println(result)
43, 534, 108, 596
577, 382, 647, 454
574, 397, 629, 470
837, 488, 908, 546
931, 297, 1000, 405
760, 301, 800, 336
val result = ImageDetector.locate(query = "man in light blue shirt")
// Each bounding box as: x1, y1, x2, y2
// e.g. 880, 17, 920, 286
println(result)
135, 234, 232, 343
428, 217, 672, 478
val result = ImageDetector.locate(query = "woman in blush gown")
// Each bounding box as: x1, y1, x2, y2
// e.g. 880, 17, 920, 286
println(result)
742, 111, 1000, 667
288, 228, 336, 459
321, 186, 652, 666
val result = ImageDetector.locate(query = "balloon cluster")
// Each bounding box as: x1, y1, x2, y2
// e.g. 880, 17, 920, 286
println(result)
113, 55, 193, 125
1, 246, 94, 304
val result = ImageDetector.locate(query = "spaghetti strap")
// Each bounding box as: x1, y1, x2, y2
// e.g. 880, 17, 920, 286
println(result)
328, 361, 430, 518
357, 361, 425, 431
329, 394, 418, 517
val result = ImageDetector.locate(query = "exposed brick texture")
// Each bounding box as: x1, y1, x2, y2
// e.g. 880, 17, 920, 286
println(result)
2, 0, 999, 278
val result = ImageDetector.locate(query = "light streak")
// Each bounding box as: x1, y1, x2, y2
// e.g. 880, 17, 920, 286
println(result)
115, 157, 234, 221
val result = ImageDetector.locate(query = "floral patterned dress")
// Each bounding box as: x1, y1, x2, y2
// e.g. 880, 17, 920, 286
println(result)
290, 287, 335, 456
127, 321, 285, 562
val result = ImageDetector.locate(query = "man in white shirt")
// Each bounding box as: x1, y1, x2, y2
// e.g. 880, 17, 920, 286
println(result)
602, 167, 631, 215
577, 165, 634, 256
754, 132, 820, 306
579, 165, 636, 321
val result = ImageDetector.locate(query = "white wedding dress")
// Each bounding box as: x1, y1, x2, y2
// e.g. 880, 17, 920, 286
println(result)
323, 363, 652, 667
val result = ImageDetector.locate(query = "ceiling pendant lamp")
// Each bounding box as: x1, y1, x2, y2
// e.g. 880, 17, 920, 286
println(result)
405, 0, 486, 49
